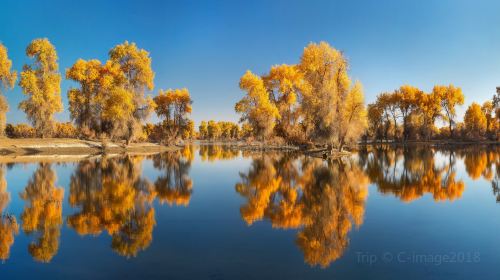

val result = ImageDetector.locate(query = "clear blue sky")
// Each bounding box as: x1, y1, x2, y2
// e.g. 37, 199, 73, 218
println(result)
1, 0, 499, 126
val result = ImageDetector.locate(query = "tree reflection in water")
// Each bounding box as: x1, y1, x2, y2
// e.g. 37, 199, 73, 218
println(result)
0, 164, 18, 262
20, 163, 64, 263
359, 146, 465, 202
198, 145, 240, 162
235, 152, 369, 268
67, 148, 193, 258
153, 146, 193, 206
457, 146, 500, 202
3, 144, 499, 265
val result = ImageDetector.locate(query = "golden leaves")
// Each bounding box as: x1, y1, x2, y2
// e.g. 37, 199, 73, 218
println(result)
237, 70, 280, 140
0, 43, 17, 93
235, 41, 367, 147
18, 38, 62, 137
464, 102, 487, 138
109, 41, 154, 92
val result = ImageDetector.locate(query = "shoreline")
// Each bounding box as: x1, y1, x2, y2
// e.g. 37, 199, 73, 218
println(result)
0, 138, 180, 158
358, 140, 500, 147
0, 138, 497, 163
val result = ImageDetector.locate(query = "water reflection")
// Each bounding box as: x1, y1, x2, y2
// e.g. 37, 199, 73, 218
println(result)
153, 150, 193, 206
457, 147, 500, 202
359, 146, 465, 202
0, 144, 498, 270
235, 153, 369, 268
0, 164, 18, 262
20, 163, 64, 262
199, 145, 240, 161
67, 148, 194, 258
67, 156, 156, 258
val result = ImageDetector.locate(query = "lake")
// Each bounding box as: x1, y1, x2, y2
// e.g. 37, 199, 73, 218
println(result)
0, 144, 499, 279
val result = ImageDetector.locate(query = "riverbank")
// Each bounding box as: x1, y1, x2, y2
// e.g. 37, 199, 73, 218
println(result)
0, 138, 180, 157
360, 140, 500, 147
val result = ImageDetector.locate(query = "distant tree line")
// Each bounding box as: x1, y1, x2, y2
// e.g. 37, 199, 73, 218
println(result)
1, 39, 499, 146
367, 85, 500, 142
197, 120, 241, 140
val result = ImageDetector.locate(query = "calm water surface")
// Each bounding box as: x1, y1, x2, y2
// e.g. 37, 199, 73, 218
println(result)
0, 145, 499, 279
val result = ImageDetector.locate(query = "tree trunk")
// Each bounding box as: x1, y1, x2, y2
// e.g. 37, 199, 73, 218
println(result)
449, 120, 453, 138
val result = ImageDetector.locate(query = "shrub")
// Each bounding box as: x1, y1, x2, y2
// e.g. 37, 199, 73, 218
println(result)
54, 122, 77, 138
5, 123, 36, 138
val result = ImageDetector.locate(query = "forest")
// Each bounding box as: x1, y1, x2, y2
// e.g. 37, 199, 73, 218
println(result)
0, 39, 499, 152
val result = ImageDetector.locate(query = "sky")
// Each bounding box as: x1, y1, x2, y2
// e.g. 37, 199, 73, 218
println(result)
1, 0, 499, 126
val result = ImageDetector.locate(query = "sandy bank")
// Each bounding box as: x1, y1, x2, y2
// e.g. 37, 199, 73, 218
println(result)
0, 138, 180, 160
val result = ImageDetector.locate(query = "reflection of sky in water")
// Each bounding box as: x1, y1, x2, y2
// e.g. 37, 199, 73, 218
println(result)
0, 145, 499, 279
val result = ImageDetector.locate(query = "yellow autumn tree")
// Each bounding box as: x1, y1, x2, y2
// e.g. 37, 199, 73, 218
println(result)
299, 42, 366, 150
66, 59, 103, 137
481, 101, 495, 138
336, 82, 367, 150
198, 121, 208, 139
18, 38, 63, 137
182, 119, 195, 139
236, 70, 280, 141
109, 41, 155, 143
394, 85, 422, 141
367, 103, 384, 140
377, 92, 401, 141
207, 120, 221, 140
417, 90, 442, 140
464, 102, 487, 139
263, 64, 305, 141
153, 88, 193, 144
0, 43, 17, 136
433, 84, 464, 137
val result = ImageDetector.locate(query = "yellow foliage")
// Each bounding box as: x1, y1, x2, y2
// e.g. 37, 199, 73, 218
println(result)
18, 38, 63, 137
0, 43, 17, 93
198, 121, 208, 139
207, 120, 221, 139
464, 102, 487, 139
153, 88, 193, 143
0, 43, 17, 136
66, 59, 103, 135
5, 123, 36, 138
109, 41, 155, 142
433, 84, 464, 135
237, 71, 280, 140
54, 122, 77, 138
